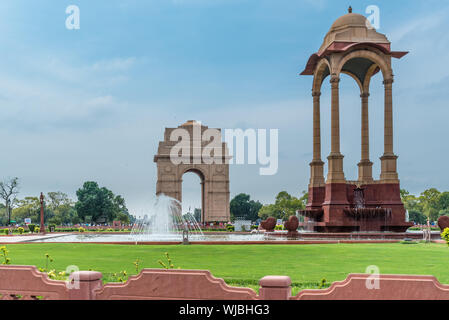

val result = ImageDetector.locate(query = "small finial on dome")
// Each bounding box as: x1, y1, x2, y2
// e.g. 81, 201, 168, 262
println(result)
348, 6, 352, 13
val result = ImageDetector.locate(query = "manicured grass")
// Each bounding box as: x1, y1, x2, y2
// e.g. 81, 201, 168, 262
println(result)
3, 243, 449, 294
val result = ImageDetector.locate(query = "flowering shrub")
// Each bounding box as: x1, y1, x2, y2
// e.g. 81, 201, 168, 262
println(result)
78, 227, 86, 233
45, 253, 54, 270
0, 246, 11, 265
441, 227, 449, 246
133, 258, 141, 273
17, 227, 24, 234
158, 252, 181, 270
319, 278, 327, 289
111, 270, 128, 283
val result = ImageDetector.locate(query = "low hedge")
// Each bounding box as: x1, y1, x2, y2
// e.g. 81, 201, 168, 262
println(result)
407, 226, 440, 231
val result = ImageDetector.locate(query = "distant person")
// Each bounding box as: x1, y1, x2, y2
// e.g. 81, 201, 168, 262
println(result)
423, 218, 431, 242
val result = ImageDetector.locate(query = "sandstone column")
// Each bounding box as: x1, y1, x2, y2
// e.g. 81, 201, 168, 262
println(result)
358, 92, 373, 182
309, 90, 325, 186
380, 78, 398, 182
326, 76, 345, 183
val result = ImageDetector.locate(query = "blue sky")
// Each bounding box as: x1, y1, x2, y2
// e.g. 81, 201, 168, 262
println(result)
1, 0, 448, 216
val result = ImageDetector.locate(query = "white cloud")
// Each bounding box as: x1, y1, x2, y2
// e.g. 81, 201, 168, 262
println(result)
389, 9, 447, 43
387, 7, 449, 88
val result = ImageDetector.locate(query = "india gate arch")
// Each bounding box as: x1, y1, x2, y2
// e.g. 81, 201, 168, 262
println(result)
298, 7, 413, 232
154, 120, 231, 223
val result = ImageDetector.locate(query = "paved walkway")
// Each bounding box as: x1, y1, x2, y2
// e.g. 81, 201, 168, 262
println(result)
0, 234, 69, 243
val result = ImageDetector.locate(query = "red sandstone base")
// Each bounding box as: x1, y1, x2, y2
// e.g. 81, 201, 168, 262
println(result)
301, 182, 413, 232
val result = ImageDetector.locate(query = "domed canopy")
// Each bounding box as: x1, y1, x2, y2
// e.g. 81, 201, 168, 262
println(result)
330, 12, 372, 31
318, 10, 390, 56
301, 8, 408, 76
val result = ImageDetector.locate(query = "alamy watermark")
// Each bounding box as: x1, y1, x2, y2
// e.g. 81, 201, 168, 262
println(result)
169, 121, 278, 176
66, 265, 80, 289
365, 265, 380, 289
365, 5, 380, 30
66, 5, 80, 30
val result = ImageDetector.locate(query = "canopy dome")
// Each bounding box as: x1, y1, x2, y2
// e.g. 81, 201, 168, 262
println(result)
300, 8, 408, 76
318, 10, 389, 55
330, 12, 372, 31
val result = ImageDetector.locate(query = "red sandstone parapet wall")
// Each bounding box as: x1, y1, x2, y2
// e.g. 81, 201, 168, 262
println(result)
1, 265, 449, 300
294, 274, 449, 300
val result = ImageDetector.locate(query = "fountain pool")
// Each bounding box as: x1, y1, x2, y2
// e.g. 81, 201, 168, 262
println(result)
25, 229, 440, 244
32, 233, 267, 243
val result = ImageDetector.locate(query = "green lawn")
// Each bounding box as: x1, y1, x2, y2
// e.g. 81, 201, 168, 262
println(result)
2, 242, 449, 294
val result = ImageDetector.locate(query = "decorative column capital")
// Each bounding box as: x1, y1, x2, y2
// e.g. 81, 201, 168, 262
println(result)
330, 76, 340, 87
383, 78, 394, 86
360, 92, 370, 98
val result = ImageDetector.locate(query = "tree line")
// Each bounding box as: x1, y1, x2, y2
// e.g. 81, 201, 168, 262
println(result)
401, 188, 449, 224
230, 191, 307, 222
0, 178, 134, 226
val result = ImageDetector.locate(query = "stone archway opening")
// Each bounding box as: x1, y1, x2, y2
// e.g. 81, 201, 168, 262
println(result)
181, 169, 205, 223
338, 71, 366, 181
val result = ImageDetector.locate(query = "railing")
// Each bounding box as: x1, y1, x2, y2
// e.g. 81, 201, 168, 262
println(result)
1, 265, 449, 300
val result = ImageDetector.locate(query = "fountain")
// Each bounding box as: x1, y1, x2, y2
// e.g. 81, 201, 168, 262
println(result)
33, 194, 266, 242
130, 194, 204, 242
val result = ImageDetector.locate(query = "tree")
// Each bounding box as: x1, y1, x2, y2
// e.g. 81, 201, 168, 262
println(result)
230, 193, 262, 222
0, 177, 19, 225
12, 197, 40, 224
113, 195, 128, 216
0, 203, 6, 225
437, 192, 449, 217
115, 212, 130, 224
75, 181, 130, 224
401, 189, 419, 209
399, 188, 449, 223
75, 182, 115, 223
400, 189, 410, 199
299, 191, 308, 208
408, 210, 427, 224
46, 192, 78, 225
193, 208, 201, 222
258, 204, 280, 220
112, 195, 133, 224
258, 191, 306, 221
401, 189, 424, 221
47, 192, 72, 209
419, 188, 441, 221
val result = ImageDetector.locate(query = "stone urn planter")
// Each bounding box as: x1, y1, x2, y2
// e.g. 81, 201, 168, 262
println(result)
260, 217, 276, 232
284, 215, 299, 238
438, 215, 449, 231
